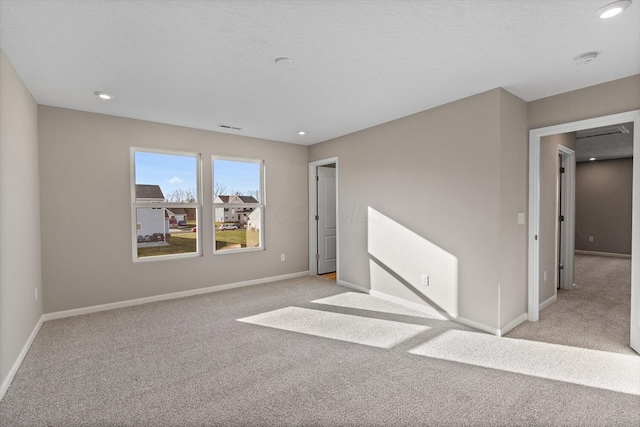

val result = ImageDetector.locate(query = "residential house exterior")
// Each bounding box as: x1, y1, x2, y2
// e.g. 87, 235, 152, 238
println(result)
214, 195, 258, 225
247, 207, 261, 232
166, 207, 187, 227
135, 184, 169, 242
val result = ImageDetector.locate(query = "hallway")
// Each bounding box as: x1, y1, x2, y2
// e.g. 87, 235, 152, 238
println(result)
507, 254, 635, 355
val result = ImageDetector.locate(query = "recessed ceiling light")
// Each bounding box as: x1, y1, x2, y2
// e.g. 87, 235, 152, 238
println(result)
275, 57, 293, 67
573, 52, 598, 65
590, 157, 597, 161
94, 91, 112, 100
595, 0, 632, 19
297, 130, 306, 135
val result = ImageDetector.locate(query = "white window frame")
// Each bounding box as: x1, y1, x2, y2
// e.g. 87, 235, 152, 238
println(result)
212, 156, 265, 254
131, 147, 202, 262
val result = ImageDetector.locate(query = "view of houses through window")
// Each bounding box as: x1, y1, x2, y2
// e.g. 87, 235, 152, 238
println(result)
213, 158, 264, 252
132, 151, 264, 260
133, 150, 200, 259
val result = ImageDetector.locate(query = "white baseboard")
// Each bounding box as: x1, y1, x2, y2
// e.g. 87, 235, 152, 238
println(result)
498, 313, 528, 337
0, 315, 44, 402
454, 313, 528, 337
369, 290, 450, 320
43, 271, 310, 321
336, 279, 370, 294
539, 295, 557, 311
455, 316, 499, 336
575, 250, 631, 259
339, 282, 501, 336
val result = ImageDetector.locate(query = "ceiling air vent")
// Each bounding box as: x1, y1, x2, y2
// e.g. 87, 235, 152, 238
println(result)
218, 124, 242, 131
576, 124, 631, 139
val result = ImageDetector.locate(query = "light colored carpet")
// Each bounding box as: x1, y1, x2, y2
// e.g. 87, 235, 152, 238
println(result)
312, 292, 440, 319
410, 329, 640, 395
506, 254, 634, 355
239, 306, 430, 349
1, 274, 639, 426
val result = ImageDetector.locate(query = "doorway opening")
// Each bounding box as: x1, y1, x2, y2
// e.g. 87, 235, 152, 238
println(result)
526, 110, 639, 355
309, 158, 339, 281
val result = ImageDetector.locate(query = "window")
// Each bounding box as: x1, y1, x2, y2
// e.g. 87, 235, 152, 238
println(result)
213, 157, 264, 253
131, 149, 201, 260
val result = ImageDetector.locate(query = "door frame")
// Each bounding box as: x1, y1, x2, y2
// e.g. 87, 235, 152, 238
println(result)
557, 145, 575, 291
309, 157, 339, 277
528, 110, 640, 353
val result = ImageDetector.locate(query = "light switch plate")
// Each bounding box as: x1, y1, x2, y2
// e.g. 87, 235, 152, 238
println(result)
517, 212, 525, 225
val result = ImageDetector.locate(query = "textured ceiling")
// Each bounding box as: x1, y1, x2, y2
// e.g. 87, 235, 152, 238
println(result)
575, 122, 634, 162
0, 0, 639, 145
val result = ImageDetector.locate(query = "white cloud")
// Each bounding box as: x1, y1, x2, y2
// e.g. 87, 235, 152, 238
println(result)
168, 176, 182, 184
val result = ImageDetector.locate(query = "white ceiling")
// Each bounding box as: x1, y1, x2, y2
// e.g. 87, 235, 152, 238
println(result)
1, 0, 639, 145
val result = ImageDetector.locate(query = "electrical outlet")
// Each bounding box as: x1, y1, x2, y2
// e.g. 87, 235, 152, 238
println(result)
281, 253, 285, 261
544, 271, 547, 282
421, 274, 429, 286
34, 288, 38, 301
588, 236, 594, 242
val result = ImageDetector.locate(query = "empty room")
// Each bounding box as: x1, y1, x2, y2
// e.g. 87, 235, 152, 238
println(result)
1, 1, 639, 426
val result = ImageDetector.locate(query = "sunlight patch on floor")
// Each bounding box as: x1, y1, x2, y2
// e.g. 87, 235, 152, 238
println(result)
312, 292, 438, 319
238, 306, 430, 348
409, 329, 640, 395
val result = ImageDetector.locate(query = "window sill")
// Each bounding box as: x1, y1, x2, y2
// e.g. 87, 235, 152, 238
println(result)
213, 247, 264, 255
133, 252, 202, 263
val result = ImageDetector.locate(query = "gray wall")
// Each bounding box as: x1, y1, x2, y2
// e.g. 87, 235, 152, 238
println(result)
0, 50, 43, 384
310, 88, 528, 330
498, 90, 529, 328
38, 107, 309, 313
529, 74, 639, 308
529, 75, 640, 129
576, 158, 633, 255
539, 133, 575, 304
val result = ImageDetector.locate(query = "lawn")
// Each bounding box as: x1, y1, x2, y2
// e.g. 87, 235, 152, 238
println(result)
216, 229, 260, 251
137, 232, 196, 258
137, 229, 259, 257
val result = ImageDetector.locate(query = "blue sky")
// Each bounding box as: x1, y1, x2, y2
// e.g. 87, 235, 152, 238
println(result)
214, 159, 260, 199
135, 152, 260, 199
135, 152, 197, 198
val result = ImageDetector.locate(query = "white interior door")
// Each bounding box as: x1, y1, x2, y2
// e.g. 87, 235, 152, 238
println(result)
317, 166, 336, 274
558, 147, 575, 291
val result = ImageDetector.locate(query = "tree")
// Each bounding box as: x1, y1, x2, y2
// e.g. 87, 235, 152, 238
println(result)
245, 189, 259, 200
213, 182, 228, 198
166, 188, 196, 203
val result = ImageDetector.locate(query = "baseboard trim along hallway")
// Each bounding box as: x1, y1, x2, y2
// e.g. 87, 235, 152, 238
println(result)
574, 250, 631, 259
540, 295, 557, 311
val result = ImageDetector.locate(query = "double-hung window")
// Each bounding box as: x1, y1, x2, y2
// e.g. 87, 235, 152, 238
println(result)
213, 157, 264, 253
131, 149, 201, 260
